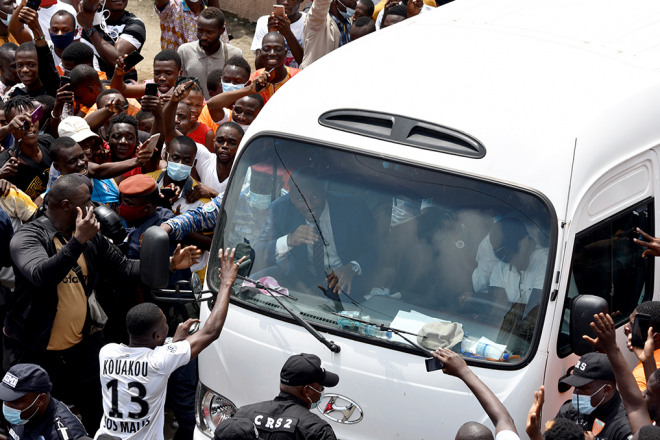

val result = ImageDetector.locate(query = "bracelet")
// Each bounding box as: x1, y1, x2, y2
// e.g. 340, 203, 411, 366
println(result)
51, 110, 61, 119
34, 35, 45, 42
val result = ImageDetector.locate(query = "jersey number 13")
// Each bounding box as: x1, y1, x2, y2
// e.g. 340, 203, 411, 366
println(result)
106, 379, 150, 419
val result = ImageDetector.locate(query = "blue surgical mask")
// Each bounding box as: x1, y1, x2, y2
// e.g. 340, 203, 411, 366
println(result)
249, 191, 271, 210
307, 386, 324, 410
0, 11, 10, 27
3, 394, 40, 425
49, 30, 76, 50
166, 161, 192, 182
335, 0, 355, 21
222, 81, 246, 93
572, 384, 607, 415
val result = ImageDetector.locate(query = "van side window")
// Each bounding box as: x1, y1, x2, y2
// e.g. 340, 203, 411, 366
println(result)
557, 199, 654, 357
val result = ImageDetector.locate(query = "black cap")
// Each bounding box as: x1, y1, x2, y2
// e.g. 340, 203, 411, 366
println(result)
280, 353, 339, 387
214, 418, 260, 439
0, 364, 51, 402
560, 353, 616, 388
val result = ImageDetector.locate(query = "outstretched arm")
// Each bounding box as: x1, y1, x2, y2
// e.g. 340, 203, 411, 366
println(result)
433, 348, 517, 435
584, 313, 652, 432
183, 248, 245, 359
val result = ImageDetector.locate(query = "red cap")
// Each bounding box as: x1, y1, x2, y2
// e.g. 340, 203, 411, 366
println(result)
118, 174, 158, 198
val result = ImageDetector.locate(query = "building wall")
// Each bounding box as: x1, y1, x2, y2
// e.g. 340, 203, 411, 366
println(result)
222, 0, 273, 22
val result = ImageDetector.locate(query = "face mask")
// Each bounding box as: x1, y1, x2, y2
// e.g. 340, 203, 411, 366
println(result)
249, 191, 271, 210
307, 386, 324, 410
572, 384, 607, 415
335, 0, 355, 21
3, 395, 40, 425
222, 81, 246, 93
0, 11, 10, 27
166, 161, 192, 182
50, 30, 76, 50
118, 203, 148, 223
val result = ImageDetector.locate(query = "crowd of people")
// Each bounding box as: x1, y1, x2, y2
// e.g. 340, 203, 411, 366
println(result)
0, 0, 657, 438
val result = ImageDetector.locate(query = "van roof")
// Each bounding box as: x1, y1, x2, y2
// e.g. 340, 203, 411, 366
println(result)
247, 0, 660, 221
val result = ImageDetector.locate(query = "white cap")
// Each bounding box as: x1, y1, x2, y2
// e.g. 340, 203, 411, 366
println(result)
57, 116, 99, 143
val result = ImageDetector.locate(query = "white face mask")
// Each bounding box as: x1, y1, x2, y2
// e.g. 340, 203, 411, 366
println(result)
222, 81, 246, 93
248, 191, 271, 210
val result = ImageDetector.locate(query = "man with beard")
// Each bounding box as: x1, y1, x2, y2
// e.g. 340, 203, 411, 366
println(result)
177, 8, 243, 99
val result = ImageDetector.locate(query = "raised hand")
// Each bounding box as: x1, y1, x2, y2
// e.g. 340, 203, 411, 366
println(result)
172, 318, 201, 342
170, 243, 202, 270
217, 247, 246, 286
635, 228, 660, 258
289, 224, 319, 246
0, 151, 19, 178
171, 81, 194, 103
526, 386, 545, 440
74, 206, 100, 244
432, 347, 470, 378
583, 313, 618, 351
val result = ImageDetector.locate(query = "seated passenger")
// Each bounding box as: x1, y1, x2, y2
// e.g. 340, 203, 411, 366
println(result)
252, 167, 376, 298
488, 217, 548, 348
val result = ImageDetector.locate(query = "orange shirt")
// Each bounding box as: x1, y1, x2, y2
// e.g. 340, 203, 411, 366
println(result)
198, 105, 232, 134
249, 67, 301, 104
634, 348, 660, 392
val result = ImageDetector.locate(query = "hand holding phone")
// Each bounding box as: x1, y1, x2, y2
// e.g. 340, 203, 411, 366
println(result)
631, 313, 652, 348
145, 83, 158, 96
273, 4, 285, 17
425, 357, 444, 372
142, 133, 159, 155
122, 50, 144, 71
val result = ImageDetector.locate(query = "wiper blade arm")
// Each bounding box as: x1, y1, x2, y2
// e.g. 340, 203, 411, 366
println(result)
237, 275, 341, 353
331, 312, 432, 357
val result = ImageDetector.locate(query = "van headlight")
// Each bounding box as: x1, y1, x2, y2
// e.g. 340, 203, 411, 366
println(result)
195, 382, 238, 437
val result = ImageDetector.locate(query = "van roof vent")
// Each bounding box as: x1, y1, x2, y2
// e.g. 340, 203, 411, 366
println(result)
319, 109, 485, 159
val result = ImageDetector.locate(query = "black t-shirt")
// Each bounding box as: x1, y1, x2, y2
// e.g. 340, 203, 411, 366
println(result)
0, 134, 54, 199
81, 11, 146, 81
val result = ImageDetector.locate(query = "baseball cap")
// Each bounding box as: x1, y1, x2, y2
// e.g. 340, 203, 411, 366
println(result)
280, 353, 339, 387
214, 418, 259, 439
0, 364, 52, 402
560, 352, 615, 388
57, 117, 99, 143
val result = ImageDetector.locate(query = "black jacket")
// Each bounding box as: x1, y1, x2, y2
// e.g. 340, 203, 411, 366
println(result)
555, 391, 632, 440
215, 393, 337, 440
6, 215, 140, 351
8, 396, 87, 440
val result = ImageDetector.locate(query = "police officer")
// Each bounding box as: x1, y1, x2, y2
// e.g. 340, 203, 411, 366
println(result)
215, 353, 339, 440
556, 352, 632, 440
0, 364, 88, 440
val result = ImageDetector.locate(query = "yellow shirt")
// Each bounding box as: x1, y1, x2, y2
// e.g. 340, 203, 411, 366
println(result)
634, 348, 660, 392
0, 188, 37, 222
48, 237, 89, 351
372, 0, 436, 20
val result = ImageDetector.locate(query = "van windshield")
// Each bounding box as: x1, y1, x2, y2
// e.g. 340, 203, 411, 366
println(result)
208, 136, 555, 363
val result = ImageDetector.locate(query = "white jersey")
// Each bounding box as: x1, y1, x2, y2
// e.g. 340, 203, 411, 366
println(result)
95, 341, 192, 440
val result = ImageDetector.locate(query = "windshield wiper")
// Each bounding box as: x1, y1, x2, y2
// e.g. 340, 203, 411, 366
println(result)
331, 312, 432, 357
237, 275, 341, 353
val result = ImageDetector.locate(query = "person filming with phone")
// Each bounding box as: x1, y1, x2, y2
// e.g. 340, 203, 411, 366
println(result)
623, 302, 660, 392
4, 173, 201, 434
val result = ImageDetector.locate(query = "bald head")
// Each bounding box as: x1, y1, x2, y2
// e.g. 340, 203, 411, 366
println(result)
263, 31, 286, 46
455, 422, 494, 440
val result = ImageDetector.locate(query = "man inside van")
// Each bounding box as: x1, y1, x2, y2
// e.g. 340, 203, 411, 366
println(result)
556, 352, 632, 440
252, 167, 377, 299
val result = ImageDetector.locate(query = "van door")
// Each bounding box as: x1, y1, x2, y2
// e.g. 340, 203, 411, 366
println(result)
543, 149, 658, 422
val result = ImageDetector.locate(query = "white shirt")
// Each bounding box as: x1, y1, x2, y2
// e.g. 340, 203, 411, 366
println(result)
489, 246, 549, 304
375, 4, 433, 30
274, 201, 361, 276
194, 143, 227, 195
95, 341, 191, 440
251, 12, 306, 69
495, 431, 520, 440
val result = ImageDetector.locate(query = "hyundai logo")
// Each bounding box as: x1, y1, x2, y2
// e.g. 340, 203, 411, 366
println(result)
316, 394, 363, 424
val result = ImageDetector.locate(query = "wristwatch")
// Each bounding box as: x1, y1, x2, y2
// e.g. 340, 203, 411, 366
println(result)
85, 27, 97, 37
350, 262, 360, 275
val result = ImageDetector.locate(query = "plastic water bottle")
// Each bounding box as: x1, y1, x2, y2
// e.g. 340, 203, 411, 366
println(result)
337, 311, 361, 330
461, 336, 509, 360
362, 324, 393, 339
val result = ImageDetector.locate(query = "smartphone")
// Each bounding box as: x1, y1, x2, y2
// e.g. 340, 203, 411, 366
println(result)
632, 313, 652, 348
31, 105, 43, 124
425, 357, 443, 372
60, 76, 71, 87
161, 187, 177, 200
25, 0, 41, 11
183, 78, 198, 91
145, 83, 158, 96
123, 50, 144, 71
143, 133, 159, 150
273, 4, 285, 16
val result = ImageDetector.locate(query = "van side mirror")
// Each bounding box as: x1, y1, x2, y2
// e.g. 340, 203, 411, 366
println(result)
140, 226, 170, 289
570, 295, 610, 356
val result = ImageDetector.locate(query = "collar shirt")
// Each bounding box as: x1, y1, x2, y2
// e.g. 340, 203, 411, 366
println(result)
177, 40, 244, 99
330, 14, 350, 46
489, 245, 549, 304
